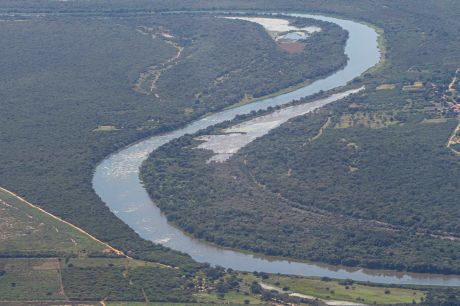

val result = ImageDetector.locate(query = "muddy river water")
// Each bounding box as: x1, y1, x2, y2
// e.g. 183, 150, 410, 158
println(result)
92, 12, 460, 286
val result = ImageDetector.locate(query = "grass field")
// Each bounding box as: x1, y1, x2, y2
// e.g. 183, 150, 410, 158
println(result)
0, 188, 107, 256
244, 274, 425, 305
0, 258, 65, 301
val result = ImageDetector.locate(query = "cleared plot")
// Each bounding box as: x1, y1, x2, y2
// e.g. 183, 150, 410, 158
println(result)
420, 118, 449, 124
402, 81, 424, 91
93, 125, 119, 132
279, 41, 305, 53
376, 83, 396, 90
0, 258, 65, 300
0, 188, 107, 257
334, 112, 399, 129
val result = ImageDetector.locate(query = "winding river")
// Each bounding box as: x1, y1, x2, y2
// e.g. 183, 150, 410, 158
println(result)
92, 13, 460, 286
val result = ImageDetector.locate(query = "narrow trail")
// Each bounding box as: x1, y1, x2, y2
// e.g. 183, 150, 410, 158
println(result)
448, 68, 460, 92
141, 287, 150, 303
309, 114, 332, 142
445, 68, 460, 155
57, 260, 69, 301
133, 26, 183, 96
447, 119, 460, 156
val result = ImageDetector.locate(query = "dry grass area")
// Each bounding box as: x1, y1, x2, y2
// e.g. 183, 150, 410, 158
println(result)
278, 41, 305, 53
376, 83, 396, 90
0, 188, 107, 256
402, 81, 424, 91
420, 118, 449, 124
183, 107, 194, 114
334, 112, 399, 129
93, 125, 118, 132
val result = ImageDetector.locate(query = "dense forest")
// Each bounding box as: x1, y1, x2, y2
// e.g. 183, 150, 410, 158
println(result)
0, 13, 346, 269
141, 0, 460, 275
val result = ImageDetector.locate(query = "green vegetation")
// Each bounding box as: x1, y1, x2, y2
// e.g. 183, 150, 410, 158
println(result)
0, 9, 351, 304
0, 15, 195, 269
0, 12, 347, 271
142, 111, 460, 274
141, 0, 460, 276
424, 288, 460, 306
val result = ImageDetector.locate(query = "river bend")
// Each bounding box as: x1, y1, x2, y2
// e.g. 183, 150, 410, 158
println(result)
92, 12, 460, 286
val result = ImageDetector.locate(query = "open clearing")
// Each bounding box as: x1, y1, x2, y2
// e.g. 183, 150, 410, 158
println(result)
93, 125, 119, 132
334, 111, 399, 129
376, 83, 396, 90
0, 188, 108, 256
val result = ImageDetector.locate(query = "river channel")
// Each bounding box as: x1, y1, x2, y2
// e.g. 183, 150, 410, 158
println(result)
92, 12, 460, 286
